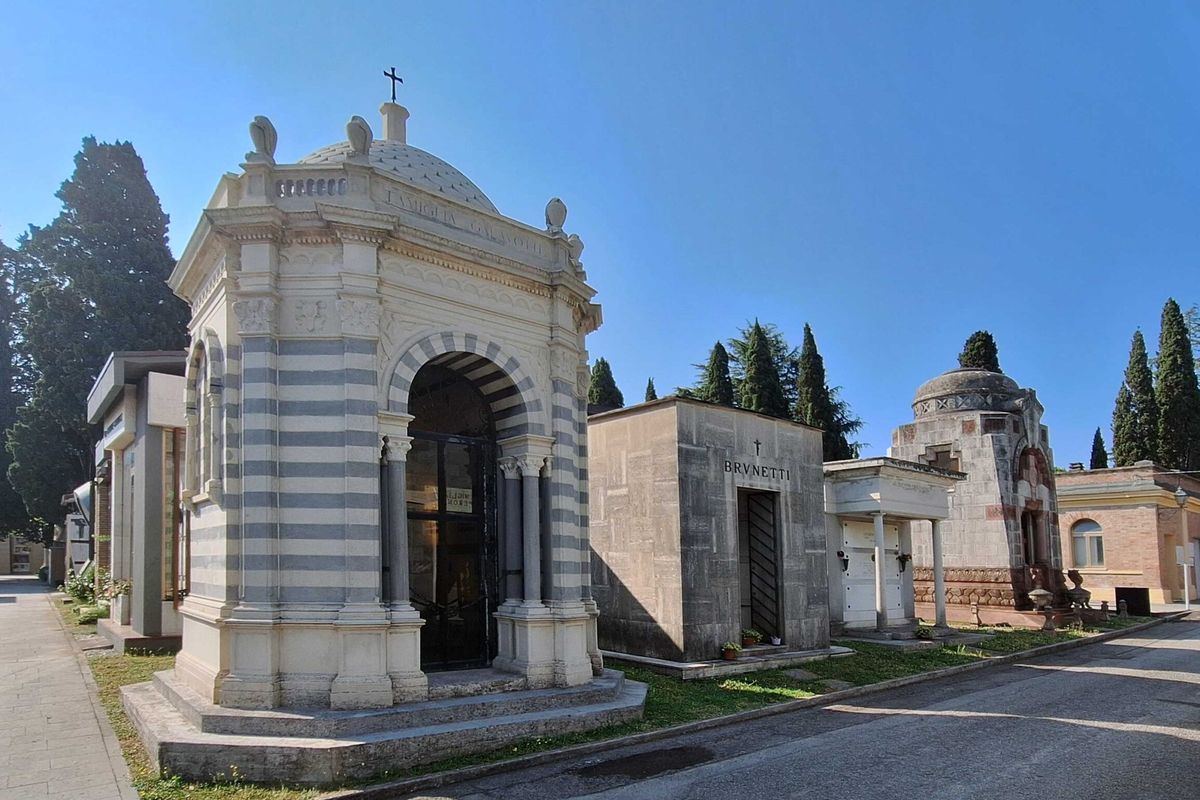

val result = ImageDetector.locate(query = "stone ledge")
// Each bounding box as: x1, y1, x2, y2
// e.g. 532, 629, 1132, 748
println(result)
97, 617, 181, 655
601, 645, 853, 680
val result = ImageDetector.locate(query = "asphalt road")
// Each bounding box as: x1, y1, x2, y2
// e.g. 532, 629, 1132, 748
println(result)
403, 618, 1200, 800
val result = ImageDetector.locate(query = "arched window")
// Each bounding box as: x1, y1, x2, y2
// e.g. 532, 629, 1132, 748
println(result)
185, 337, 223, 502
1071, 520, 1104, 567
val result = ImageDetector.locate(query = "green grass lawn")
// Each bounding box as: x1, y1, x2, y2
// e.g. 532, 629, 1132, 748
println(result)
51, 592, 1156, 797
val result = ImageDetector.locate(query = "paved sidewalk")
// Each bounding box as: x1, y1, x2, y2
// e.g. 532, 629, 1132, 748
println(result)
0, 575, 137, 800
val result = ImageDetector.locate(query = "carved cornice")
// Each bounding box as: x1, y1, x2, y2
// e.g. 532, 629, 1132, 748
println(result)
206, 206, 286, 243
381, 238, 552, 300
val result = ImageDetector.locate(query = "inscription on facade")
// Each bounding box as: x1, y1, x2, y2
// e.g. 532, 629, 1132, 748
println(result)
724, 461, 792, 480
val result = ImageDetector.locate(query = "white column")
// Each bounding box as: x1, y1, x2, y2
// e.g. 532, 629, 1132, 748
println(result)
931, 519, 950, 631
518, 455, 548, 607
873, 511, 888, 630
384, 435, 413, 610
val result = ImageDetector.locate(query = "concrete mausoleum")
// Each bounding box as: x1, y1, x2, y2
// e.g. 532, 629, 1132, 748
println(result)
87, 351, 188, 653
123, 97, 644, 784
588, 398, 832, 667
890, 367, 1067, 622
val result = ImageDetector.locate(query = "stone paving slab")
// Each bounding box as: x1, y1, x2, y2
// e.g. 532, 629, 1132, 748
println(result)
0, 576, 136, 799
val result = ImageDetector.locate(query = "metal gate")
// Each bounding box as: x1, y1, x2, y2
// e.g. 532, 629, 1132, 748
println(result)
745, 492, 780, 638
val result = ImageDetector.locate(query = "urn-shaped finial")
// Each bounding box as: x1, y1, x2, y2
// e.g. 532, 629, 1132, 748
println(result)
347, 115, 374, 157
545, 197, 567, 232
247, 115, 278, 163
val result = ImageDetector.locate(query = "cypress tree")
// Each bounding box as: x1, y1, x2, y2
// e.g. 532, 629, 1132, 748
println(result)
695, 342, 735, 406
0, 241, 36, 538
588, 357, 624, 409
1112, 330, 1158, 466
737, 321, 789, 418
1155, 298, 1200, 470
1089, 428, 1109, 470
6, 137, 188, 522
795, 323, 860, 460
1111, 385, 1137, 467
644, 378, 658, 402
958, 331, 1002, 373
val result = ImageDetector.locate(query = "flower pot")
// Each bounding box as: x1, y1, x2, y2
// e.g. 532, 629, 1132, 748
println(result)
741, 637, 757, 647
722, 649, 739, 661
769, 636, 782, 646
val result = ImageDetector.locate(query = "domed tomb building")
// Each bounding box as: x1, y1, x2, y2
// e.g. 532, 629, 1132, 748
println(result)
889, 368, 1066, 619
123, 99, 644, 785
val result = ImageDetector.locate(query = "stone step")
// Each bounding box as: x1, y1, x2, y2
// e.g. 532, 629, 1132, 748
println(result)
123, 673, 647, 786
153, 668, 627, 737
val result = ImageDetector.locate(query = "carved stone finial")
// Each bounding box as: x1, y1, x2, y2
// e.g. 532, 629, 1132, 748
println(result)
567, 233, 585, 267
347, 115, 374, 157
247, 115, 277, 163
545, 197, 567, 233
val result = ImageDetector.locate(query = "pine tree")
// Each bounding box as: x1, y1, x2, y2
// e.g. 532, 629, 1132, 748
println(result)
1111, 330, 1158, 466
728, 322, 799, 410
588, 358, 624, 409
795, 324, 861, 460
1090, 427, 1109, 470
958, 331, 1001, 372
6, 137, 188, 522
1155, 298, 1200, 470
737, 321, 789, 418
694, 342, 735, 406
644, 378, 658, 402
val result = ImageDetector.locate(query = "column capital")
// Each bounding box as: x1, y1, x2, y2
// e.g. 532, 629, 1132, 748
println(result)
382, 435, 412, 463
516, 454, 550, 478
378, 411, 415, 440
498, 456, 522, 480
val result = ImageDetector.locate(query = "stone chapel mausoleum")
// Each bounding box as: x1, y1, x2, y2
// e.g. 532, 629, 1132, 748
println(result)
124, 98, 644, 784
890, 367, 1067, 622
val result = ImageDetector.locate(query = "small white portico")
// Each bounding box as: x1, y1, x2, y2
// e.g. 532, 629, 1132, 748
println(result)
825, 458, 964, 637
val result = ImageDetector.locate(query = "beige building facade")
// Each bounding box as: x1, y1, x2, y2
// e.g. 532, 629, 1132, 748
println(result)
0, 537, 44, 575
1056, 463, 1200, 606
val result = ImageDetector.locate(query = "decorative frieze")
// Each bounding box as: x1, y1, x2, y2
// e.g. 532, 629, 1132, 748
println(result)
233, 297, 277, 335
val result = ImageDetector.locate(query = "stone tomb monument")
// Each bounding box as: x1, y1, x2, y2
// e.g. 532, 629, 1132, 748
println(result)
890, 367, 1067, 622
588, 398, 831, 669
123, 99, 644, 785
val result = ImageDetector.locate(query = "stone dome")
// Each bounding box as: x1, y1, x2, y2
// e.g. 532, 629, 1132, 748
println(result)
299, 104, 498, 213
912, 368, 1021, 417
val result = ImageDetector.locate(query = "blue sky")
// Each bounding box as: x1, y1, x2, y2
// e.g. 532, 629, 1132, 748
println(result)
3, 2, 1198, 464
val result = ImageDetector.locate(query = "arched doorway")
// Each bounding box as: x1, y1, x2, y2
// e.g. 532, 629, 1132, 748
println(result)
404, 361, 500, 671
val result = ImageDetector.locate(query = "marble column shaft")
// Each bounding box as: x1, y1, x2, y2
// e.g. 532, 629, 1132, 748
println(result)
384, 436, 413, 608
499, 458, 523, 603
519, 455, 548, 606
873, 511, 887, 630
931, 518, 949, 629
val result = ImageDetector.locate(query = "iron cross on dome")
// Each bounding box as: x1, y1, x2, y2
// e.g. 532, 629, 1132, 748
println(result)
383, 67, 403, 102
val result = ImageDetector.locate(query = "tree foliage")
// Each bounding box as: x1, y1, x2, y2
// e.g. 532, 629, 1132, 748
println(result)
588, 357, 624, 409
5, 137, 188, 522
1112, 330, 1158, 467
957, 330, 1001, 373
1089, 427, 1108, 470
1155, 298, 1200, 470
643, 377, 658, 402
694, 341, 735, 406
735, 321, 790, 418
0, 242, 38, 538
728, 322, 799, 411
796, 324, 860, 460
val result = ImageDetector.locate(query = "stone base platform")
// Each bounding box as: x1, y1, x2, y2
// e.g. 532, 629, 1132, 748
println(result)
122, 667, 646, 786
915, 602, 1056, 629
97, 618, 181, 654
602, 645, 853, 681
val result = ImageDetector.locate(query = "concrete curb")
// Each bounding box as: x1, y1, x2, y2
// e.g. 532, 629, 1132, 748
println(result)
320, 612, 1189, 800
46, 590, 141, 800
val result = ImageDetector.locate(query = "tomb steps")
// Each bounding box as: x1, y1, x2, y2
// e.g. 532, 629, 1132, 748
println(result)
122, 669, 646, 786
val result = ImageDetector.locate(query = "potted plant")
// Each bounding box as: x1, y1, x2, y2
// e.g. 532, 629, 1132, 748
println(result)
769, 634, 782, 646
720, 641, 742, 660
741, 628, 762, 647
